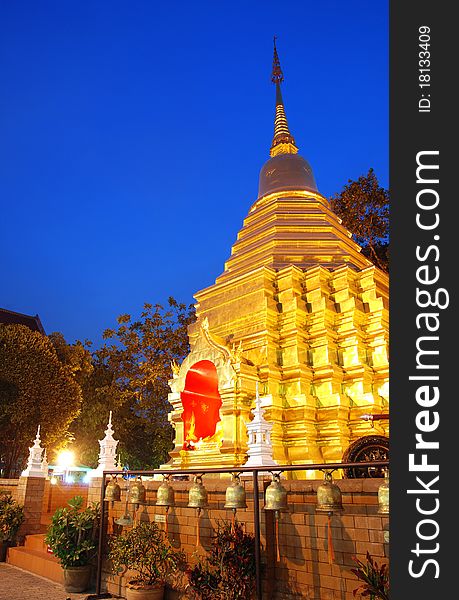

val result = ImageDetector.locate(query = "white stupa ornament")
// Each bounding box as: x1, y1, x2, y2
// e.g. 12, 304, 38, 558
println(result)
243, 382, 279, 468
41, 448, 49, 477
22, 426, 46, 478
92, 412, 122, 476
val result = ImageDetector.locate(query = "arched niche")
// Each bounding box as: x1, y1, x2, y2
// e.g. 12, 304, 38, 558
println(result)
180, 360, 222, 448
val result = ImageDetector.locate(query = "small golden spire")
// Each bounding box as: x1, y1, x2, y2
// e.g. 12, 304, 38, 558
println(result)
270, 37, 298, 157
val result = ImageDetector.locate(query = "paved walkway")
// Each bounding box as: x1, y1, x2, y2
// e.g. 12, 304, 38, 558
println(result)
0, 564, 121, 600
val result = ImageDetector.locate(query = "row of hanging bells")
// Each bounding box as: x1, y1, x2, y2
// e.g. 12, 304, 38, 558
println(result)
105, 475, 173, 506
263, 470, 343, 514
104, 475, 146, 505
105, 469, 389, 515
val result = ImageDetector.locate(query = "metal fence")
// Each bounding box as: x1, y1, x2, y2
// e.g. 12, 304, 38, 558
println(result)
96, 460, 389, 600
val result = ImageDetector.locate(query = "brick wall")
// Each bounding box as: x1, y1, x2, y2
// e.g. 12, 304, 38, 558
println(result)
15, 476, 47, 536
0, 477, 89, 535
0, 478, 19, 500
41, 481, 88, 516
100, 477, 388, 600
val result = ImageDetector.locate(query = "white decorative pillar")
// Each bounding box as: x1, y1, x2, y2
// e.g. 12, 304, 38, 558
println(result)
21, 426, 46, 478
243, 383, 279, 469
92, 411, 122, 476
17, 427, 47, 535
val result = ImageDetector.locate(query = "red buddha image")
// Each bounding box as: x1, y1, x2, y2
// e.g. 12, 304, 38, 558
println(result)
180, 360, 222, 450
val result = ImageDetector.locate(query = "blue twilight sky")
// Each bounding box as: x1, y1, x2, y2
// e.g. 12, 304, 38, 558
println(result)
0, 1, 388, 346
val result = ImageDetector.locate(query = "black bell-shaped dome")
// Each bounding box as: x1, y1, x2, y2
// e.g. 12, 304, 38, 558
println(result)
258, 153, 318, 199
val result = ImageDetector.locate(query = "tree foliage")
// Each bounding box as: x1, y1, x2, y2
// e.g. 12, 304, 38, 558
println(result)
48, 332, 93, 387
330, 168, 389, 272
70, 298, 195, 469
0, 298, 194, 475
69, 360, 125, 468
0, 324, 83, 477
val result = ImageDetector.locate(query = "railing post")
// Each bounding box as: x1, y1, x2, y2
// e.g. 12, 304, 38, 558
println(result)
253, 470, 263, 600
95, 472, 106, 597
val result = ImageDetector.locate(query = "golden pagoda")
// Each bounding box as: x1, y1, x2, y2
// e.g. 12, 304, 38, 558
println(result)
165, 42, 389, 476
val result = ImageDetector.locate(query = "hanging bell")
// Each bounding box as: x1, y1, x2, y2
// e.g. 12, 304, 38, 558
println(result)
188, 475, 208, 509
316, 471, 343, 513
129, 476, 146, 505
104, 476, 121, 503
264, 473, 288, 512
115, 507, 134, 527
378, 469, 389, 514
156, 478, 175, 508
224, 474, 247, 510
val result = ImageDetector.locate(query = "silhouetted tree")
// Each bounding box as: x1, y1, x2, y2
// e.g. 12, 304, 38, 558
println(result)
0, 325, 83, 477
330, 168, 389, 272
71, 298, 195, 469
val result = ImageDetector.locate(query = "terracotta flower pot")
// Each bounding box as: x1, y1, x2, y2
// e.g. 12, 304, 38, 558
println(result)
63, 564, 92, 593
126, 582, 165, 600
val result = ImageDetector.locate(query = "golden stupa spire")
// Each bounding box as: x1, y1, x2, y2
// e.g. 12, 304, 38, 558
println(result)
270, 37, 298, 157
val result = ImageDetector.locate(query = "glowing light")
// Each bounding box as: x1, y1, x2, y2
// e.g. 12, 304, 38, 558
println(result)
50, 476, 58, 485
57, 450, 75, 468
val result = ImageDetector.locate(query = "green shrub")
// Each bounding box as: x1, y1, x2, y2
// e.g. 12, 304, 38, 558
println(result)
45, 495, 99, 568
0, 494, 24, 542
351, 552, 389, 600
187, 520, 256, 600
109, 521, 186, 588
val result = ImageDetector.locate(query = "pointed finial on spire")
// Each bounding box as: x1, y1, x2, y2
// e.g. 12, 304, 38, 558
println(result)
271, 36, 284, 84
105, 411, 115, 439
269, 38, 298, 157
255, 381, 261, 407
34, 425, 41, 446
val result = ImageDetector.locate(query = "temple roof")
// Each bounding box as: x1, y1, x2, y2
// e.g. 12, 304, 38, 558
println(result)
0, 308, 45, 334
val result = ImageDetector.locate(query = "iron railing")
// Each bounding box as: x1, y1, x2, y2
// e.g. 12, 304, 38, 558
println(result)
95, 460, 389, 599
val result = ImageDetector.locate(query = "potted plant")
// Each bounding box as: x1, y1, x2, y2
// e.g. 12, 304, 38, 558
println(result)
45, 495, 99, 593
109, 521, 186, 600
351, 552, 390, 600
186, 520, 256, 600
0, 494, 24, 562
